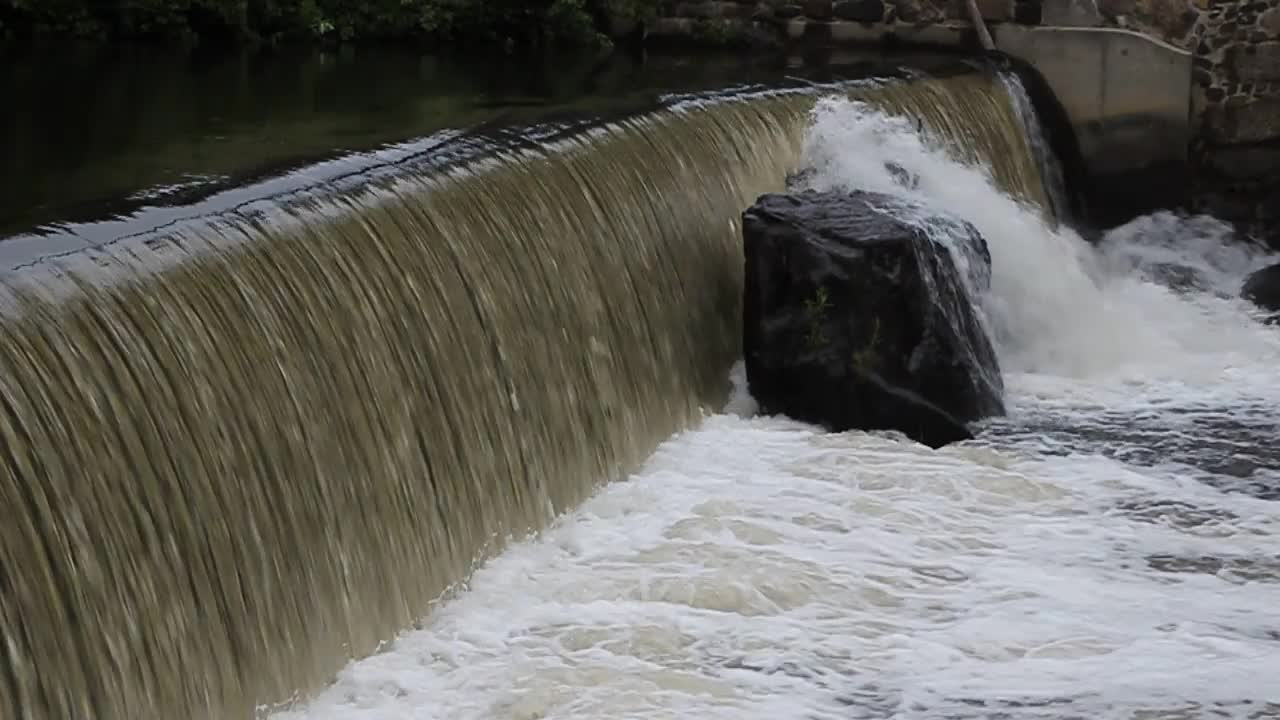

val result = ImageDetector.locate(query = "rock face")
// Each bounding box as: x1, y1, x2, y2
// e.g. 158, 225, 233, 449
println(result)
1190, 0, 1280, 250
1242, 263, 1280, 314
742, 190, 1005, 448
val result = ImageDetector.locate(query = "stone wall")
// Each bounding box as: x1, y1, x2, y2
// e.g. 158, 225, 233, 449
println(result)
644, 0, 973, 50
1094, 0, 1199, 48
645, 0, 1204, 51
1188, 1, 1280, 245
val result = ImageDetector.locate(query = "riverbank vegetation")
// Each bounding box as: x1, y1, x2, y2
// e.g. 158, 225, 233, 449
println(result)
0, 0, 655, 50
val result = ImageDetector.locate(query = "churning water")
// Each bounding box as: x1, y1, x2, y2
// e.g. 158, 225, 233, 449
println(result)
277, 90, 1280, 719
0, 69, 1073, 720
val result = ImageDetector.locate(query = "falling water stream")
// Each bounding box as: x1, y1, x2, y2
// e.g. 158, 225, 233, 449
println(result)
1, 56, 1277, 720
279, 87, 1280, 720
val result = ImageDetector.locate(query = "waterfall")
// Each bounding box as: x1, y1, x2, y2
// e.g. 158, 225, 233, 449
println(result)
0, 67, 1062, 720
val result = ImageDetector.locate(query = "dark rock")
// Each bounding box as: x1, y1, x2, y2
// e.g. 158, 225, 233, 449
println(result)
947, 0, 1003, 20
1040, 0, 1100, 26
1204, 95, 1280, 144
776, 3, 805, 17
1098, 0, 1135, 17
1013, 0, 1042, 24
1263, 229, 1280, 255
741, 20, 787, 46
1242, 262, 1280, 313
742, 190, 1004, 448
889, 0, 943, 22
1261, 6, 1280, 35
803, 0, 834, 18
674, 0, 721, 17
1193, 188, 1257, 222
834, 0, 886, 21
1232, 42, 1280, 83
801, 18, 833, 42
722, 1, 762, 17
753, 1, 779, 19
1133, 0, 1196, 40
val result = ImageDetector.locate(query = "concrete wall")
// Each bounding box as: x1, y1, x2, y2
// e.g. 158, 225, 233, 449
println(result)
996, 25, 1193, 219
646, 0, 1196, 221
644, 0, 1200, 53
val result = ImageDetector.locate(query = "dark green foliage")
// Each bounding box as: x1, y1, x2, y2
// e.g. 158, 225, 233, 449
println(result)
0, 0, 655, 48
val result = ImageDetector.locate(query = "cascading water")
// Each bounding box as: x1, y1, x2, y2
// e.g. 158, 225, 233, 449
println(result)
4, 60, 1278, 720
274, 73, 1280, 719
0, 68, 1059, 720
997, 72, 1073, 226
0, 91, 812, 720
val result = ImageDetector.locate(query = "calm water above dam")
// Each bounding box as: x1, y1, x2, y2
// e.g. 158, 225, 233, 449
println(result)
0, 46, 951, 238
1, 47, 1278, 720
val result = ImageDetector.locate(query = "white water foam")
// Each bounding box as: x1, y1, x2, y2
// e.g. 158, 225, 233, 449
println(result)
793, 96, 1279, 381
278, 94, 1280, 720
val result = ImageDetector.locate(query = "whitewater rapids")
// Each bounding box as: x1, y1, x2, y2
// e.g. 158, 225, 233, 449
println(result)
274, 95, 1280, 720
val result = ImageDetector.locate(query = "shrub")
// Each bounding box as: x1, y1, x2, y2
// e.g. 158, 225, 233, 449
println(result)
0, 0, 657, 48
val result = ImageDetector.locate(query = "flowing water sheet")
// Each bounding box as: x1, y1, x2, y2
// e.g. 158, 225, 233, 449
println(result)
278, 89, 1280, 720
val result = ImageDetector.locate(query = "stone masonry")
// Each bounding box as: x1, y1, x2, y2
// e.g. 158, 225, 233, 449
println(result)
645, 0, 1205, 52
1188, 1, 1280, 244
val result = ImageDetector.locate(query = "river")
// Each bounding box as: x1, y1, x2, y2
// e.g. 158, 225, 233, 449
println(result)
275, 92, 1280, 720
1, 46, 1277, 720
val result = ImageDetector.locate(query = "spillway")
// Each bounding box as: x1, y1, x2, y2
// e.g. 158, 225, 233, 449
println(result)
8, 52, 1275, 720
0, 66, 1060, 720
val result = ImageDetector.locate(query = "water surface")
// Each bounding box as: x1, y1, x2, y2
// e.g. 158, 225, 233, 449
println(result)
274, 92, 1280, 720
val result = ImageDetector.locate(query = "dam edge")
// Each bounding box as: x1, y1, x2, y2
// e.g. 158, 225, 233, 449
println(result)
0, 21, 1270, 718
0, 71, 1066, 719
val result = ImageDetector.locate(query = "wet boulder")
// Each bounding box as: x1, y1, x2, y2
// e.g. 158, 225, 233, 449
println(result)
1243, 262, 1280, 315
742, 189, 1004, 448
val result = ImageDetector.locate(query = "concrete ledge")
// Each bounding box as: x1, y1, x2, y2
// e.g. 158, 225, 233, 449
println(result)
996, 25, 1192, 220
645, 10, 1197, 223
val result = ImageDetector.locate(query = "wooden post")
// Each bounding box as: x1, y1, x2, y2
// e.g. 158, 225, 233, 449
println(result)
966, 0, 996, 50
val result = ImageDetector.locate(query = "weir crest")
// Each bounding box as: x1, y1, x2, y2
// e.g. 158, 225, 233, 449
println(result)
0, 68, 1059, 720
